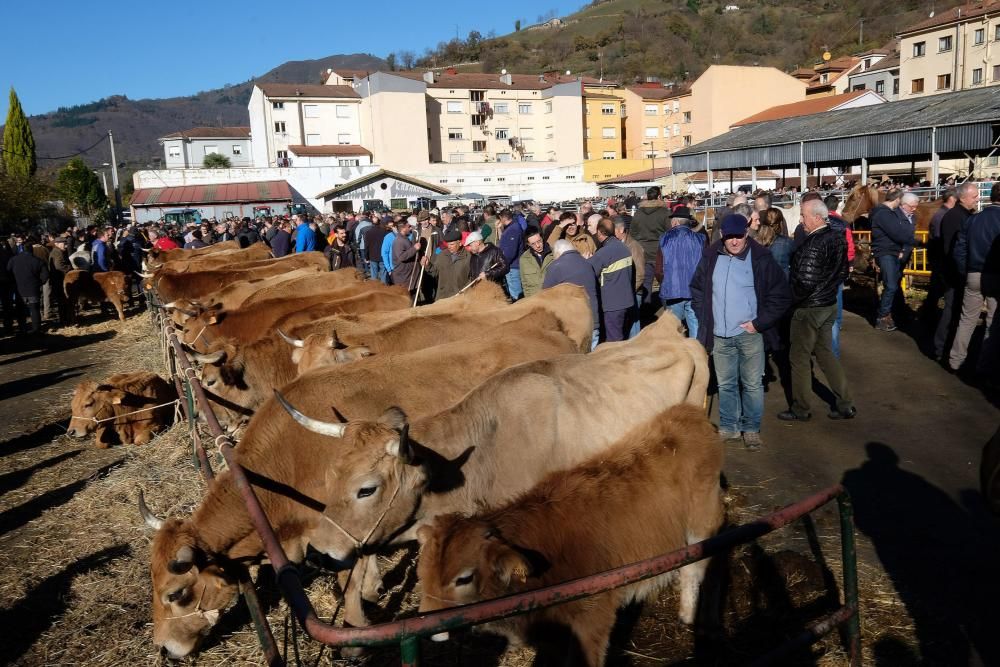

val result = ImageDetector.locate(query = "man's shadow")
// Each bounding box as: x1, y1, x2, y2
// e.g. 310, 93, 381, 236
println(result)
842, 442, 1000, 666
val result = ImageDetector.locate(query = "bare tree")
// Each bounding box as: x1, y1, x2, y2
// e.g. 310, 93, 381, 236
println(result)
400, 50, 416, 69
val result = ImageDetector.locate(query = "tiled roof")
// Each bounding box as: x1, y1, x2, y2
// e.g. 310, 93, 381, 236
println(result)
857, 54, 900, 73
161, 126, 250, 139
258, 83, 359, 99
899, 0, 1000, 35
132, 181, 292, 207
625, 84, 691, 100
288, 144, 372, 157
389, 70, 586, 90
732, 90, 879, 126
597, 166, 674, 184
583, 91, 622, 100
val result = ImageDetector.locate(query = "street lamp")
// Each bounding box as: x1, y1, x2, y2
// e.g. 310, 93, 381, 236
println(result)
94, 166, 109, 196
645, 141, 655, 185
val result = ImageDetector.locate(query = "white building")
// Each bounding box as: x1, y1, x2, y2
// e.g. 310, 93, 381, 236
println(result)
159, 127, 252, 169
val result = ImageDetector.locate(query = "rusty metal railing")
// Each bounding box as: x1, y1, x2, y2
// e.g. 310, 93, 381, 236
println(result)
149, 289, 862, 667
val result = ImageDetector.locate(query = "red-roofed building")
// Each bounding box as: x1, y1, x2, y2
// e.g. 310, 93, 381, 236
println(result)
731, 89, 886, 128
130, 180, 294, 223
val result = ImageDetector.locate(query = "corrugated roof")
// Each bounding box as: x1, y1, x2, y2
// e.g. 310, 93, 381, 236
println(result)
597, 166, 674, 185
687, 170, 779, 180
625, 84, 691, 100
132, 180, 293, 207
288, 144, 373, 157
732, 90, 880, 127
316, 169, 450, 199
899, 0, 1000, 35
258, 83, 359, 99
161, 126, 250, 139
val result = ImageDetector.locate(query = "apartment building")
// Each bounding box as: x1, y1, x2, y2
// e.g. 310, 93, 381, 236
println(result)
621, 83, 693, 163
848, 54, 901, 100
248, 83, 364, 168
582, 90, 626, 161
159, 127, 252, 168
898, 0, 1000, 99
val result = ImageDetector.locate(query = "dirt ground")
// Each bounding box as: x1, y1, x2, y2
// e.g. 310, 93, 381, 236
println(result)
0, 283, 997, 666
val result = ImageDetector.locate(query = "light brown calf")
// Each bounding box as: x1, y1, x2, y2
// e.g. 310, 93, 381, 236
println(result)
69, 372, 177, 448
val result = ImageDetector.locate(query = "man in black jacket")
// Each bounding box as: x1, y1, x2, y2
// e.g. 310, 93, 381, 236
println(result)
629, 186, 671, 307
6, 241, 49, 335
870, 189, 914, 331
464, 231, 508, 286
934, 183, 976, 361
779, 199, 855, 422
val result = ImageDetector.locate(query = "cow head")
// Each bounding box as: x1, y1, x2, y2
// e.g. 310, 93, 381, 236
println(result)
140, 493, 240, 659
196, 342, 254, 430
277, 329, 373, 374
69, 380, 125, 444
416, 516, 536, 641
274, 392, 425, 561
161, 300, 201, 326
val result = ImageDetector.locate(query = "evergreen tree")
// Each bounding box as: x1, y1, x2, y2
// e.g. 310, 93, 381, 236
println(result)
56, 157, 107, 219
2, 88, 37, 178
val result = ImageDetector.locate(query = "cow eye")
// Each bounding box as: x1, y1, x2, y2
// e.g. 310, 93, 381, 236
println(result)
204, 378, 217, 388
167, 587, 188, 603
356, 485, 377, 499
454, 572, 474, 587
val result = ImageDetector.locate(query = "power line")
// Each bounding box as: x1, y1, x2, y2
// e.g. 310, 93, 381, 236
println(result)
0, 133, 108, 161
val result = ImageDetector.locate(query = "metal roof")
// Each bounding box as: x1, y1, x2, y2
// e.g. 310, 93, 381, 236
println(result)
672, 86, 1000, 173
315, 169, 450, 199
132, 180, 292, 207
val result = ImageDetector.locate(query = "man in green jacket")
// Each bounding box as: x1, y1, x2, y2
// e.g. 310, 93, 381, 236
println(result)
422, 229, 471, 301
519, 230, 553, 298
629, 186, 671, 307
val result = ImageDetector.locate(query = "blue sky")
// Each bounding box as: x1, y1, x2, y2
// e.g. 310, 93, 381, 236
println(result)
2, 0, 581, 120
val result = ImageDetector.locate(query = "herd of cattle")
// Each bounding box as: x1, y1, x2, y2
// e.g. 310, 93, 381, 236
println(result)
67, 240, 727, 665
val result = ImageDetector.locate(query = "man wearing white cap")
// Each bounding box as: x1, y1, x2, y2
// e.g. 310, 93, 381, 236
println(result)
464, 231, 508, 286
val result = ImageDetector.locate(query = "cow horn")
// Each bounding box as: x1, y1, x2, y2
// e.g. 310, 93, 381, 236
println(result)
193, 350, 225, 365
274, 389, 345, 437
140, 247, 150, 253
276, 328, 304, 348
138, 491, 165, 530
136, 271, 154, 278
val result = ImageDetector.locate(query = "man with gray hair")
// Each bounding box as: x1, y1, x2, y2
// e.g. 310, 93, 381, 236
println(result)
543, 239, 601, 350
871, 188, 915, 331
779, 199, 855, 422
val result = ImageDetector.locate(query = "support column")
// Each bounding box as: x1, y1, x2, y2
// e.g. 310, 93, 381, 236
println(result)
799, 141, 807, 191
931, 126, 940, 197
751, 165, 757, 192
861, 157, 869, 186
706, 151, 713, 193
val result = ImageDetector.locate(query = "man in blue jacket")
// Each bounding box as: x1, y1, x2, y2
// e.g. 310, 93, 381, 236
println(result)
588, 218, 634, 342
870, 190, 914, 331
690, 214, 792, 451
544, 239, 601, 350
380, 219, 398, 284
294, 214, 316, 252
655, 209, 705, 338
498, 209, 524, 300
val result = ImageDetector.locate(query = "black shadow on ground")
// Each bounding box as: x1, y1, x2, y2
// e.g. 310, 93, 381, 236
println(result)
0, 330, 116, 366
0, 459, 123, 537
842, 442, 1000, 667
0, 420, 72, 459
0, 543, 131, 664
0, 364, 93, 402
0, 449, 83, 496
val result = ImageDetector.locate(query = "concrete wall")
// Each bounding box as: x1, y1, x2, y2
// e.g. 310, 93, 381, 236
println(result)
622, 89, 692, 162
357, 73, 431, 172
291, 154, 373, 167
691, 66, 806, 142
900, 20, 1000, 99
848, 68, 899, 99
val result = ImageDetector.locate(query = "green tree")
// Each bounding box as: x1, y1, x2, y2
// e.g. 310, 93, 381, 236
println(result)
203, 152, 231, 168
0, 171, 49, 235
2, 87, 37, 178
386, 52, 397, 71
55, 157, 108, 220
515, 19, 521, 31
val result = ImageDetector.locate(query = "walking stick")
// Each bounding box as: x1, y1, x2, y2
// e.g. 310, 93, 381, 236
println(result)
457, 261, 500, 295
411, 260, 426, 307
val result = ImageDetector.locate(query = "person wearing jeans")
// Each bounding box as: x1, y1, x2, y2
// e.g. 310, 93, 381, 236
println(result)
498, 209, 524, 301
655, 206, 704, 338
870, 190, 915, 331
690, 214, 792, 451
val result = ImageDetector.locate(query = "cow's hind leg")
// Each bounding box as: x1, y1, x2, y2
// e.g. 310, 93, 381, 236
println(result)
679, 487, 725, 625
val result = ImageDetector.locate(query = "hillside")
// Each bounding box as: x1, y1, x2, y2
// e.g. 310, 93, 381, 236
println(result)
18, 53, 385, 172
418, 0, 963, 83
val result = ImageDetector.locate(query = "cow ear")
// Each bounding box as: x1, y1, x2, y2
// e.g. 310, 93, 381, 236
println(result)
492, 544, 531, 587
378, 407, 408, 431
96, 383, 115, 392
329, 330, 345, 349
416, 525, 434, 546
107, 389, 127, 405
291, 349, 304, 364
385, 425, 412, 463
207, 314, 219, 325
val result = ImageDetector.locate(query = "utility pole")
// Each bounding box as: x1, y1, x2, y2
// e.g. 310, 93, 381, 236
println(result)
108, 131, 123, 224
859, 18, 864, 45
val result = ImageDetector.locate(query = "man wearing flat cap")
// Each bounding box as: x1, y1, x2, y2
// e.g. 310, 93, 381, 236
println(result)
422, 229, 470, 300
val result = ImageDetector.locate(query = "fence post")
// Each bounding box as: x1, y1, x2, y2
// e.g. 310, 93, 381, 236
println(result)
837, 493, 862, 666
400, 636, 420, 667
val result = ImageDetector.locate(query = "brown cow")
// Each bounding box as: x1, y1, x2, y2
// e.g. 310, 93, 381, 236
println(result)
69, 372, 177, 447
145, 243, 272, 277
64, 270, 127, 322
139, 319, 585, 658
197, 283, 590, 428
416, 404, 725, 667
153, 252, 328, 301
840, 184, 939, 231
144, 239, 240, 269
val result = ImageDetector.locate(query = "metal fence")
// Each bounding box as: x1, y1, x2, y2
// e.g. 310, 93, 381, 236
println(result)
148, 291, 862, 667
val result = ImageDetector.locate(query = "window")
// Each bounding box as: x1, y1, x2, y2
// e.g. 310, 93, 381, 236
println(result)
644, 151, 655, 159
521, 127, 534, 139
545, 127, 553, 139
336, 105, 350, 118
994, 65, 1000, 81
975, 28, 985, 45
996, 24, 1000, 41
455, 178, 464, 183
875, 80, 885, 94
853, 84, 865, 91
472, 140, 486, 152
585, 128, 591, 139
338, 159, 360, 166
447, 128, 464, 140
602, 151, 616, 160
496, 128, 510, 140
449, 153, 464, 163
168, 145, 180, 157
518, 103, 532, 114
305, 134, 320, 146
893, 78, 900, 95
523, 154, 534, 161
683, 135, 692, 147
863, 58, 872, 70
682, 111, 692, 123
203, 145, 218, 155
497, 177, 505, 182
470, 90, 485, 101
673, 123, 680, 136
973, 67, 984, 85
936, 73, 951, 90
232, 145, 242, 155
602, 127, 616, 138
527, 176, 535, 181
911, 78, 924, 93
939, 35, 953, 52
545, 101, 552, 113
644, 127, 658, 138
304, 104, 320, 118
820, 73, 829, 84
644, 104, 658, 115
446, 101, 463, 113
274, 121, 286, 133
673, 101, 680, 112
664, 126, 670, 138
272, 101, 284, 110
494, 102, 509, 114
471, 114, 485, 125
988, 156, 1000, 166
913, 41, 926, 57
542, 176, 550, 180
496, 153, 512, 162
276, 150, 288, 159
601, 103, 615, 115
337, 133, 351, 144
483, 178, 491, 182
